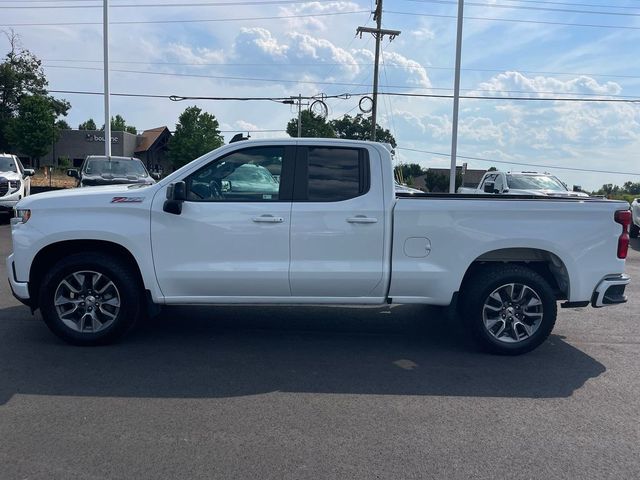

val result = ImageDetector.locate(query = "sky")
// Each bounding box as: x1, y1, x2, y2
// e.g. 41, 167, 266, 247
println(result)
1, 0, 640, 191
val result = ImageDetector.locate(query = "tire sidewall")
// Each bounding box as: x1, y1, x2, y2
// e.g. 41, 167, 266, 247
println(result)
465, 268, 557, 355
39, 254, 141, 345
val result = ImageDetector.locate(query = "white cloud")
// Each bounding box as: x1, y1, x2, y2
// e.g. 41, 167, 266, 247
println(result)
234, 27, 289, 60
476, 71, 623, 97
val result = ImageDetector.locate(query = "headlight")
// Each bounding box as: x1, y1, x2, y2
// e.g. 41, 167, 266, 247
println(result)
12, 208, 31, 224
9, 180, 20, 192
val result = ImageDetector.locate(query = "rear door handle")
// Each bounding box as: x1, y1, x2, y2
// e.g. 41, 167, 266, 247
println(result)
252, 215, 284, 223
347, 216, 378, 224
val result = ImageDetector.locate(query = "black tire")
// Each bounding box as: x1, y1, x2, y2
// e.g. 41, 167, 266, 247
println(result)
630, 224, 639, 239
39, 252, 143, 345
461, 264, 557, 355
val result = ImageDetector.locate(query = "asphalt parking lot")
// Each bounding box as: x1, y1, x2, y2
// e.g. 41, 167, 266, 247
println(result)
0, 223, 638, 479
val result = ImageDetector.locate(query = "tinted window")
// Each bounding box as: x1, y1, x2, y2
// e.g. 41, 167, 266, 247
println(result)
506, 174, 567, 191
0, 156, 17, 173
307, 147, 365, 202
84, 158, 148, 177
185, 147, 284, 202
493, 175, 504, 192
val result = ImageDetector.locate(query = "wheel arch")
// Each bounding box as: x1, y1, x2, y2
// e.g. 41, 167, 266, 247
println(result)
460, 247, 570, 300
29, 239, 146, 307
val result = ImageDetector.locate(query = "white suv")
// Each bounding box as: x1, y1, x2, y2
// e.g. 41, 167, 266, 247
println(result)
0, 154, 34, 218
631, 198, 640, 238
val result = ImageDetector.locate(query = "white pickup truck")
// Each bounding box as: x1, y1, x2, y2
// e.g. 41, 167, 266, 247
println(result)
458, 170, 589, 197
7, 139, 631, 354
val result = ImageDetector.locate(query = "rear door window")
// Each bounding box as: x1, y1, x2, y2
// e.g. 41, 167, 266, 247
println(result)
295, 147, 369, 202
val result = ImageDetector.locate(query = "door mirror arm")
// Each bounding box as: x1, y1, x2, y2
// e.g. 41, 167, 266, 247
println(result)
163, 181, 186, 215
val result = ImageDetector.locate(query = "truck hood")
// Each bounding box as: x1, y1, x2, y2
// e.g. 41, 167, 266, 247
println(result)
17, 183, 156, 209
0, 171, 21, 181
80, 174, 155, 187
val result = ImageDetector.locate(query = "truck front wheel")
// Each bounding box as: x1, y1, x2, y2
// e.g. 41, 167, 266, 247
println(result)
462, 264, 557, 355
38, 252, 142, 345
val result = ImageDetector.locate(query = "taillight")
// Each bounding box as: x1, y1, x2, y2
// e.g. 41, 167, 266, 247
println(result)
614, 210, 631, 259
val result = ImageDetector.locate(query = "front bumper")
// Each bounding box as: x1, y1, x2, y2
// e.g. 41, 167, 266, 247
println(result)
0, 200, 18, 211
592, 274, 630, 307
6, 254, 30, 302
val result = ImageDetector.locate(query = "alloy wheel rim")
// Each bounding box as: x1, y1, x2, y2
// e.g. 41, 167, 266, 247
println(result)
54, 271, 121, 333
482, 283, 543, 344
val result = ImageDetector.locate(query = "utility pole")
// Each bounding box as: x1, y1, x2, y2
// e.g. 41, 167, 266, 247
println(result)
449, 0, 465, 193
103, 0, 111, 158
357, 0, 400, 141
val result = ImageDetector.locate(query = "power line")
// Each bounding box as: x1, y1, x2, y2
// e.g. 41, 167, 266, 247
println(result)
385, 10, 640, 31
47, 88, 640, 103
381, 91, 640, 102
399, 0, 640, 18
496, 0, 640, 10
396, 147, 640, 176
41, 58, 640, 81
41, 65, 640, 99
0, 10, 369, 27
0, 0, 318, 9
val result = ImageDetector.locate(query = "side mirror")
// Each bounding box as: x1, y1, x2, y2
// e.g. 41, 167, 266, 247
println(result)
163, 181, 186, 215
221, 180, 231, 192
67, 169, 79, 178
23, 168, 35, 177
483, 182, 495, 193
151, 172, 161, 180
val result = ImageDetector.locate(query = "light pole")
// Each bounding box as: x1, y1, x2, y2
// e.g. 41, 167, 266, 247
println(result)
103, 0, 111, 158
449, 0, 464, 193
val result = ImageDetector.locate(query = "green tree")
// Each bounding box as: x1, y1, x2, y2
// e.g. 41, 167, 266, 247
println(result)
7, 94, 57, 167
623, 181, 640, 195
395, 163, 424, 186
329, 114, 397, 147
78, 118, 97, 130
286, 110, 335, 138
0, 30, 69, 151
55, 119, 70, 130
398, 163, 424, 179
168, 106, 224, 168
424, 169, 462, 193
102, 114, 137, 134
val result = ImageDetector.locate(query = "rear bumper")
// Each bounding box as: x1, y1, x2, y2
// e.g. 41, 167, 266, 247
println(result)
6, 254, 30, 303
591, 274, 630, 308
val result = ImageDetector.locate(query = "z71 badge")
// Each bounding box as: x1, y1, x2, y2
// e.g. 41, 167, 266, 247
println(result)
111, 197, 144, 203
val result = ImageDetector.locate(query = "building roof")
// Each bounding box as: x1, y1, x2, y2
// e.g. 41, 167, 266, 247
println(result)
135, 126, 170, 153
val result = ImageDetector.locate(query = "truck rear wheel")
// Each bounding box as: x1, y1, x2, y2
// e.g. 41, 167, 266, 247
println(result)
462, 264, 557, 355
38, 252, 142, 345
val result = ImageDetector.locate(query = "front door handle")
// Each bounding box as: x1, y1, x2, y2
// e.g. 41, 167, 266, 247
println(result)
347, 216, 378, 224
252, 215, 284, 223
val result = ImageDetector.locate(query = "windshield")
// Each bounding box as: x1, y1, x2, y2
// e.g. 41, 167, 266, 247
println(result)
83, 158, 148, 177
0, 156, 18, 173
506, 174, 567, 191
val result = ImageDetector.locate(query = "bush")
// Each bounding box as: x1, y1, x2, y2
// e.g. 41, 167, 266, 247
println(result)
57, 156, 71, 170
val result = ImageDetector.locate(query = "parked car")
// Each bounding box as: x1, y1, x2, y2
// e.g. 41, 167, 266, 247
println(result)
458, 171, 590, 197
8, 139, 630, 355
0, 153, 34, 217
395, 182, 422, 194
67, 155, 156, 187
631, 198, 640, 238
